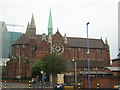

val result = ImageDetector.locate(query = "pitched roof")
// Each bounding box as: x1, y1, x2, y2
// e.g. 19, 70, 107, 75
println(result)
76, 60, 107, 68
66, 60, 107, 70
14, 34, 29, 45
14, 34, 42, 45
68, 37, 106, 49
36, 35, 42, 44
14, 32, 106, 49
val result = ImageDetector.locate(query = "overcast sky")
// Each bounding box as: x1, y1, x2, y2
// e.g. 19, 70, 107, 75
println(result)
0, 0, 119, 59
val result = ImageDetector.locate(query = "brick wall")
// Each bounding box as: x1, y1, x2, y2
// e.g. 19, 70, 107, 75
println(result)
65, 76, 120, 88
112, 60, 120, 67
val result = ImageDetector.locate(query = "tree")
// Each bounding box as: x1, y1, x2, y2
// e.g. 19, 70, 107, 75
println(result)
31, 60, 43, 77
41, 54, 66, 76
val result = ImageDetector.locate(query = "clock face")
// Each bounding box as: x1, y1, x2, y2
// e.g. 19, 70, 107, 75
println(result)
52, 43, 64, 54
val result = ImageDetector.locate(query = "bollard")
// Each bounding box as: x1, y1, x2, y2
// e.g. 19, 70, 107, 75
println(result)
28, 81, 32, 88
4, 81, 7, 88
39, 81, 42, 88
97, 83, 100, 89
114, 85, 118, 90
77, 83, 81, 89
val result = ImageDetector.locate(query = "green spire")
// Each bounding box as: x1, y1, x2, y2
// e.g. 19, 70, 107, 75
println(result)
48, 9, 53, 35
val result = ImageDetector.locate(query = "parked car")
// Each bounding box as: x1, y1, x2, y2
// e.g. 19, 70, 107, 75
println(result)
53, 84, 64, 90
114, 85, 120, 90
117, 85, 120, 90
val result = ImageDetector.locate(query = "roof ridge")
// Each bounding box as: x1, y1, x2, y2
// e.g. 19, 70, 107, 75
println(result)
68, 37, 101, 40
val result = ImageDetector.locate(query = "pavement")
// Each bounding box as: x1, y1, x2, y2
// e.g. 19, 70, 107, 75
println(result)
1, 81, 53, 89
2, 82, 28, 88
1, 82, 118, 90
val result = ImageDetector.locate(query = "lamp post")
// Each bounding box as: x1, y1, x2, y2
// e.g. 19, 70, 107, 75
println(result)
41, 71, 43, 89
96, 67, 98, 84
18, 46, 21, 82
72, 48, 77, 87
41, 71, 43, 81
86, 22, 90, 89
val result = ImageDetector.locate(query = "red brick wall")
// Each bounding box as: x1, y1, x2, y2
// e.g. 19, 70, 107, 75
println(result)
81, 76, 120, 88
36, 52, 47, 59
6, 59, 31, 79
112, 72, 120, 76
103, 49, 110, 66
35, 40, 50, 59
103, 68, 111, 73
112, 60, 120, 67
12, 34, 110, 65
9, 32, 111, 80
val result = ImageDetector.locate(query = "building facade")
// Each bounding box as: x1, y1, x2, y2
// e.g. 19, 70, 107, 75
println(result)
0, 21, 9, 59
6, 11, 111, 82
0, 21, 22, 66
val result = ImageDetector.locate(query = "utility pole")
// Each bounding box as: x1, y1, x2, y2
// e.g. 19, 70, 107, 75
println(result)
96, 67, 98, 85
74, 48, 77, 87
50, 34, 53, 86
72, 48, 77, 87
86, 22, 90, 89
18, 46, 21, 82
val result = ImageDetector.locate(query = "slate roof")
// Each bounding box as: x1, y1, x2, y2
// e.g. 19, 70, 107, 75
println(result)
14, 34, 29, 45
66, 60, 107, 70
14, 34, 42, 45
76, 60, 107, 68
14, 34, 106, 49
68, 37, 106, 49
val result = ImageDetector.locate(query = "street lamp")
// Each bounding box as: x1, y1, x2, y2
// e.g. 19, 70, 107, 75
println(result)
41, 71, 43, 89
72, 48, 77, 87
18, 46, 21, 82
86, 22, 90, 89
41, 71, 43, 81
96, 67, 98, 84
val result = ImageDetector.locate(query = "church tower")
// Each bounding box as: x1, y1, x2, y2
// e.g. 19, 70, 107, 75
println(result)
48, 9, 53, 35
26, 22, 29, 34
26, 14, 36, 37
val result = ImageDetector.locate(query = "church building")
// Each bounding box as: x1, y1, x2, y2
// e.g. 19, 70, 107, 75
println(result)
6, 10, 111, 81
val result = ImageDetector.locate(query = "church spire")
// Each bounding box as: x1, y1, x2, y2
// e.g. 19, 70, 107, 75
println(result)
27, 14, 36, 37
26, 14, 36, 37
105, 38, 109, 48
30, 14, 36, 29
48, 9, 53, 35
105, 38, 108, 45
26, 22, 29, 34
